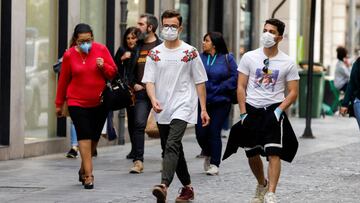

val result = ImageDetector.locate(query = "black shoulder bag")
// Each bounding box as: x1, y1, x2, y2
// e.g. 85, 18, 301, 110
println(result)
101, 74, 135, 111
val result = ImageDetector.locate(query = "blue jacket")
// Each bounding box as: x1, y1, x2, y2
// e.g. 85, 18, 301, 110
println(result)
200, 53, 238, 104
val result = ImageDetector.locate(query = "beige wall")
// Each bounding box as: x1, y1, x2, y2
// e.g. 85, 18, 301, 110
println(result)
323, 0, 348, 77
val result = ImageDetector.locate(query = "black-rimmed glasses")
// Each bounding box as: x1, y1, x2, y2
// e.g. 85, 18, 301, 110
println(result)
262, 58, 269, 74
162, 24, 179, 31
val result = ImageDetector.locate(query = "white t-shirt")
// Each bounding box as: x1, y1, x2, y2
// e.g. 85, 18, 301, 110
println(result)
238, 47, 300, 108
142, 41, 208, 124
334, 60, 351, 90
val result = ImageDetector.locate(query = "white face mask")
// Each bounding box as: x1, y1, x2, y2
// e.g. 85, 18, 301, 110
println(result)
161, 28, 178, 41
261, 32, 276, 48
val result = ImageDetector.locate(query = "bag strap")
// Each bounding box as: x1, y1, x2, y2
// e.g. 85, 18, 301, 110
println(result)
225, 54, 231, 76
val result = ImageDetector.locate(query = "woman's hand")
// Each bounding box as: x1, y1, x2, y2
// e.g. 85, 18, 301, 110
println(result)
56, 107, 64, 117
96, 57, 104, 69
121, 51, 131, 61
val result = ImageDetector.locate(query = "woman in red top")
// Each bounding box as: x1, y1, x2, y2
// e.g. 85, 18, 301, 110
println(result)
55, 23, 117, 189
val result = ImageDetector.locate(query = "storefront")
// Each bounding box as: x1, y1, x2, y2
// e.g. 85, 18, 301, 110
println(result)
0, 0, 245, 160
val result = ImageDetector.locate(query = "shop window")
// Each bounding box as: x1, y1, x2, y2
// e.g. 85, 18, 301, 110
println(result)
80, 0, 106, 43
25, 0, 57, 143
127, 0, 146, 27
175, 0, 190, 43
239, 0, 252, 54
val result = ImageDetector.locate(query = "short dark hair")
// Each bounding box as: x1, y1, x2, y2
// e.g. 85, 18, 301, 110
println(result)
203, 32, 229, 55
265, 18, 285, 36
70, 23, 93, 47
140, 13, 159, 32
122, 27, 141, 50
336, 46, 348, 61
161, 10, 182, 26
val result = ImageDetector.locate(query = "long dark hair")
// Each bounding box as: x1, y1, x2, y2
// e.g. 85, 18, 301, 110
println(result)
203, 32, 229, 55
122, 27, 141, 50
69, 23, 93, 47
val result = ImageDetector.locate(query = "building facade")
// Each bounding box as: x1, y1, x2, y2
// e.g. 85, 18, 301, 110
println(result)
0, 0, 358, 160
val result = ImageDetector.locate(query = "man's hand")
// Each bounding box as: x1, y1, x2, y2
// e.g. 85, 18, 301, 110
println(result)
240, 113, 248, 124
201, 110, 210, 127
151, 99, 163, 113
340, 107, 348, 116
134, 84, 144, 92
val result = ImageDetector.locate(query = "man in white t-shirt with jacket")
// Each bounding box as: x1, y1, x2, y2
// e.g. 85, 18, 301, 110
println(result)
142, 10, 210, 203
223, 18, 299, 203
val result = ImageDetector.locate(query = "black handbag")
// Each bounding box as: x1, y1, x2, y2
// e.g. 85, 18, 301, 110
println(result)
101, 77, 135, 111
225, 54, 238, 104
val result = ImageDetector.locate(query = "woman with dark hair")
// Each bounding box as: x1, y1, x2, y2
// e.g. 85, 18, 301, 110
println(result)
334, 46, 351, 92
55, 23, 117, 189
114, 26, 140, 159
195, 32, 238, 175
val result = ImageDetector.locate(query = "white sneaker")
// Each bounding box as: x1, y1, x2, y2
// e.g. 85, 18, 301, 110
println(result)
264, 192, 277, 203
206, 164, 219, 175
250, 181, 268, 203
203, 156, 210, 171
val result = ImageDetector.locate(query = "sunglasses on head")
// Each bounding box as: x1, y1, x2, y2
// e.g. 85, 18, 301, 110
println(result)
262, 58, 269, 74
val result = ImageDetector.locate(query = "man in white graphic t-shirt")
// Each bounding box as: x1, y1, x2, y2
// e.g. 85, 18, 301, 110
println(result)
142, 10, 210, 203
223, 18, 299, 203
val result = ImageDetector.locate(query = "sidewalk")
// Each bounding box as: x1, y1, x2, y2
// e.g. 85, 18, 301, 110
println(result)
0, 116, 359, 202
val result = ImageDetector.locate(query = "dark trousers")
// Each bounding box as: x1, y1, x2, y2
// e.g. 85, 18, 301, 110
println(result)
158, 119, 191, 187
195, 102, 231, 167
126, 105, 135, 154
133, 90, 152, 162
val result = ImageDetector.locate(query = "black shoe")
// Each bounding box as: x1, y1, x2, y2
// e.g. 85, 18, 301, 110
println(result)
92, 149, 98, 157
126, 152, 135, 159
78, 170, 84, 185
83, 175, 94, 189
66, 148, 78, 158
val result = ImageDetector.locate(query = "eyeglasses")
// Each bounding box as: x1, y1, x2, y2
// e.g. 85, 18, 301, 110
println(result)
262, 58, 269, 74
162, 24, 179, 31
77, 39, 92, 44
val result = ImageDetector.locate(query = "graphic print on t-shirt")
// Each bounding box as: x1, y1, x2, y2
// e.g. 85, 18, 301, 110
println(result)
254, 68, 279, 92
147, 49, 161, 62
181, 48, 198, 63
137, 50, 149, 64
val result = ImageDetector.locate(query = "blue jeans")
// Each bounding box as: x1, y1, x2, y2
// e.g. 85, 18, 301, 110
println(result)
353, 98, 360, 129
195, 102, 231, 167
70, 122, 78, 147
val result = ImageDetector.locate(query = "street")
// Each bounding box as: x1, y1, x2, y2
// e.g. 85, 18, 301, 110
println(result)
0, 116, 359, 203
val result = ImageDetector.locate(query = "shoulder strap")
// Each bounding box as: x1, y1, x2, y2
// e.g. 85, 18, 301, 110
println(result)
225, 54, 231, 76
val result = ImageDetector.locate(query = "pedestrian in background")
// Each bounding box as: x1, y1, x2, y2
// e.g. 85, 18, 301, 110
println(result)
142, 10, 210, 202
340, 57, 360, 129
195, 31, 237, 175
223, 18, 299, 203
55, 23, 117, 189
334, 46, 351, 92
114, 26, 141, 160
128, 14, 162, 174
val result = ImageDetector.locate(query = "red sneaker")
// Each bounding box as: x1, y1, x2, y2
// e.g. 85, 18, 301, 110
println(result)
175, 186, 194, 202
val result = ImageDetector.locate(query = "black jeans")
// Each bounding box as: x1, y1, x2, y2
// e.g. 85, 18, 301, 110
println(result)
158, 119, 191, 187
133, 90, 152, 162
126, 105, 135, 154
195, 102, 231, 167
